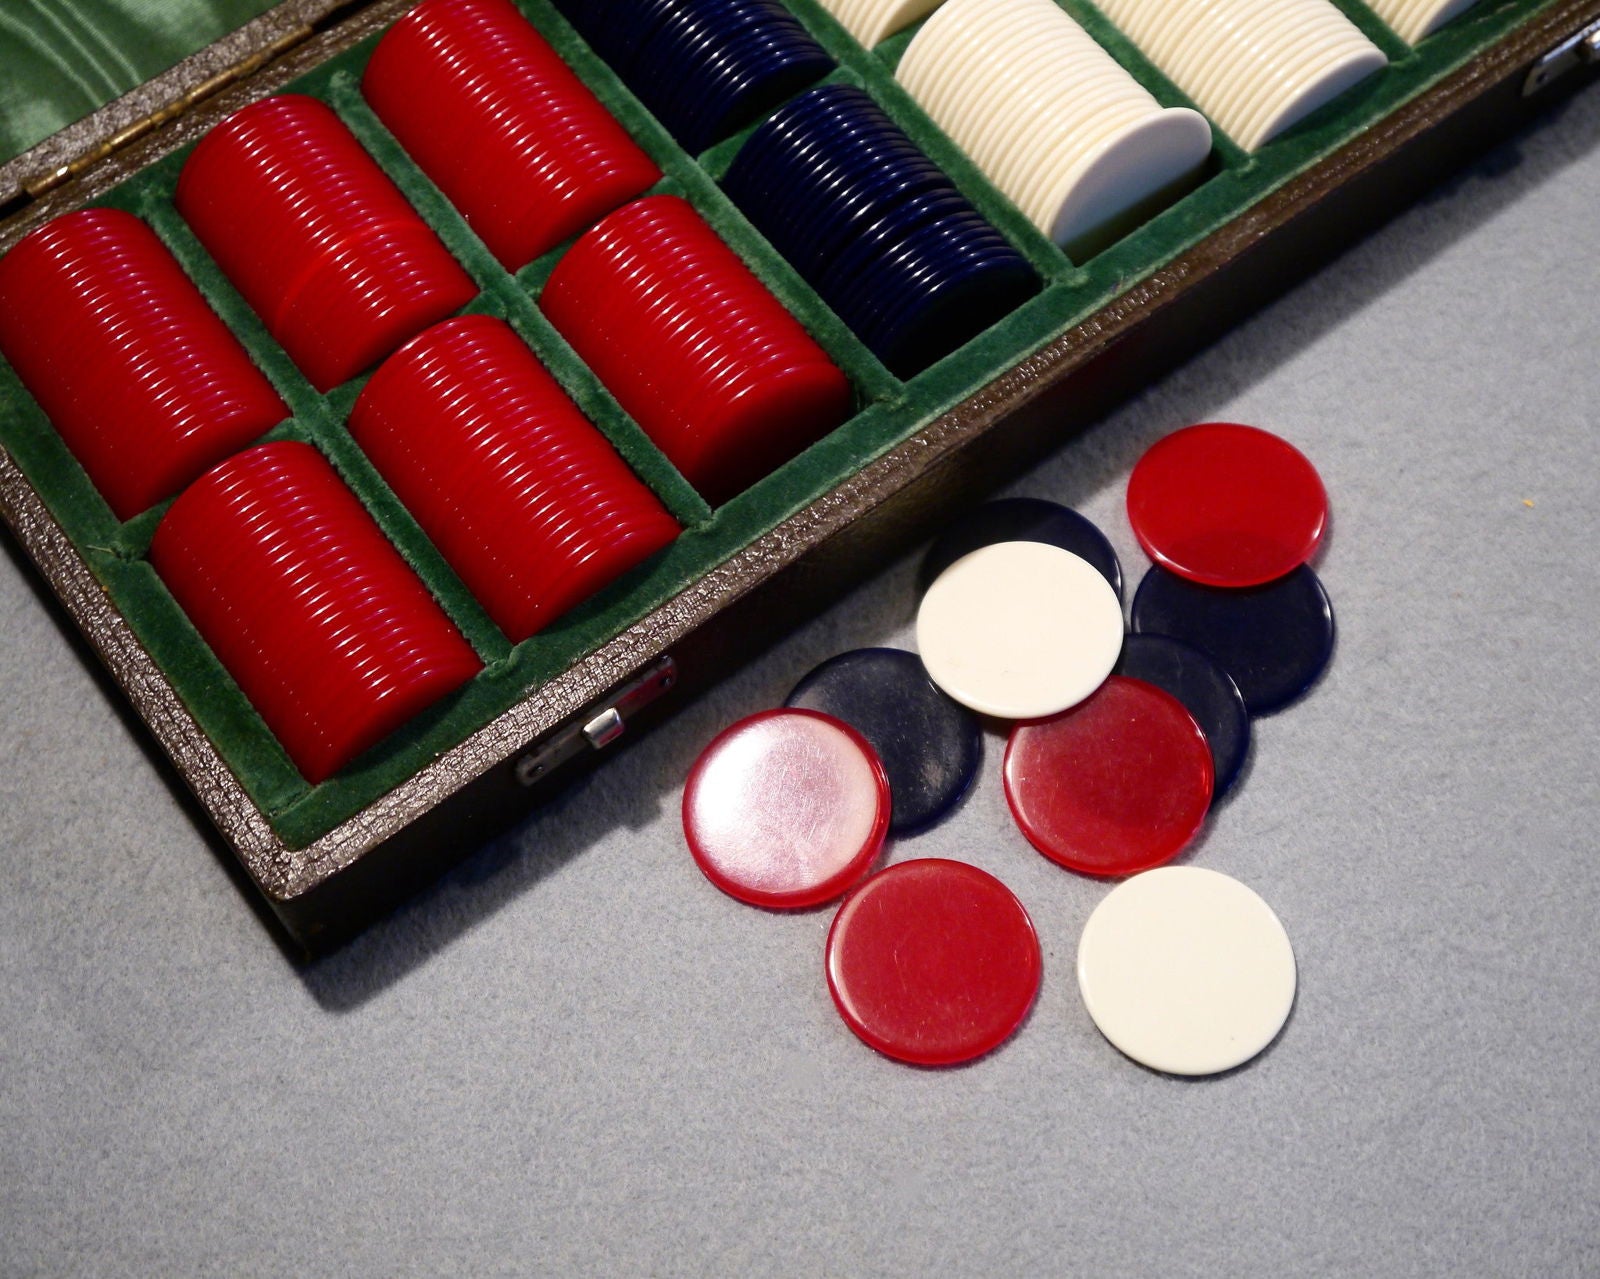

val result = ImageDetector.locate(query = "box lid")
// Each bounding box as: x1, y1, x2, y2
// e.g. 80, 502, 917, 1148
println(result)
0, 0, 369, 212
0, 0, 295, 164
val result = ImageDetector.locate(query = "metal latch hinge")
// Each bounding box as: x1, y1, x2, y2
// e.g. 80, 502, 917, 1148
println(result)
1524, 17, 1600, 96
514, 655, 678, 787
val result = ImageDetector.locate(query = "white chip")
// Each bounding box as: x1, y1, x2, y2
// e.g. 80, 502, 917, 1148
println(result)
1365, 0, 1481, 43
1093, 0, 1386, 152
1076, 866, 1297, 1076
1034, 106, 1213, 258
915, 540, 1123, 720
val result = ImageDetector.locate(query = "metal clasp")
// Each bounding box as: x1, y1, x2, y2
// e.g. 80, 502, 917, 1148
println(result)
1524, 17, 1600, 96
514, 655, 677, 787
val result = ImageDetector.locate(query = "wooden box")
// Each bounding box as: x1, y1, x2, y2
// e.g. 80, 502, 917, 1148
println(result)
2, 0, 1595, 948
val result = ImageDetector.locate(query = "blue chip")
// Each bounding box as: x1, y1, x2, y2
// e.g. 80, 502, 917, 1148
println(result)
819, 188, 981, 335
821, 193, 1029, 340
919, 498, 1122, 599
1130, 565, 1334, 715
1114, 633, 1251, 802
722, 116, 823, 263
687, 38, 832, 152
786, 647, 981, 834
722, 85, 953, 274
722, 83, 1036, 371
776, 140, 951, 274
852, 223, 1038, 375
565, 0, 675, 69
772, 95, 948, 197
634, 1, 831, 151
722, 92, 919, 272
630, 0, 740, 94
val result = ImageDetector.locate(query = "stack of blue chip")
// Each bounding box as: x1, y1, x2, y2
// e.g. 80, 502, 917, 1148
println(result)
723, 84, 1040, 376
555, 0, 833, 153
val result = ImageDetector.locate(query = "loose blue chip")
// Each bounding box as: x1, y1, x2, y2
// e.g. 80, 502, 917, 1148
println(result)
1131, 565, 1334, 715
786, 647, 981, 834
920, 497, 1123, 599
1114, 632, 1250, 802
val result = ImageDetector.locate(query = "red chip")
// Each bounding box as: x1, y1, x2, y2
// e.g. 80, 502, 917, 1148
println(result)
682, 709, 888, 908
149, 441, 482, 783
176, 94, 476, 391
826, 859, 1041, 1066
1003, 676, 1213, 877
362, 0, 659, 269
1126, 422, 1328, 587
0, 208, 287, 520
349, 315, 679, 641
541, 196, 852, 505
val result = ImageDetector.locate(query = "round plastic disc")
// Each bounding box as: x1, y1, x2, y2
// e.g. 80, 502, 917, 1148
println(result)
1114, 633, 1250, 803
1131, 564, 1335, 714
918, 497, 1123, 599
786, 648, 980, 833
1039, 107, 1214, 258
1076, 866, 1296, 1076
916, 541, 1124, 720
683, 708, 889, 908
826, 859, 1041, 1065
1126, 422, 1328, 587
1004, 676, 1213, 875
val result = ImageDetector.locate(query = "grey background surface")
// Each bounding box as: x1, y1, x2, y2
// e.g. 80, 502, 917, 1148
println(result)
3, 77, 1598, 1279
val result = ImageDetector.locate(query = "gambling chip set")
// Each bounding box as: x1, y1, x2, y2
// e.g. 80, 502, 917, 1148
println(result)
682, 422, 1333, 1072
0, 0, 1491, 885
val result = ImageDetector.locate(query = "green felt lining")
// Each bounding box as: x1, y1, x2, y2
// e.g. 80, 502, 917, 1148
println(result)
0, 0, 1556, 847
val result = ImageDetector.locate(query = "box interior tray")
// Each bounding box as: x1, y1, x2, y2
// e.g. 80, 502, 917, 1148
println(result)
0, 0, 1564, 852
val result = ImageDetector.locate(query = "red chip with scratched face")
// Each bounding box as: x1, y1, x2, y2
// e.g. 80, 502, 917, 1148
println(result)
683, 708, 889, 909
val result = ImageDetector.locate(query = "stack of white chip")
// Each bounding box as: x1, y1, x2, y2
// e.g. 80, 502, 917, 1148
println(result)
818, 0, 945, 48
894, 0, 1212, 258
1096, 0, 1388, 150
1365, 0, 1481, 43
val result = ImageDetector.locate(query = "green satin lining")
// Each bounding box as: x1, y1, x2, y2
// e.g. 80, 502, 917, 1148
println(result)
0, 0, 278, 165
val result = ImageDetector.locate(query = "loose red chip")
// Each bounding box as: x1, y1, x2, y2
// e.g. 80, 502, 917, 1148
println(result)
1125, 422, 1328, 588
826, 859, 1041, 1066
1003, 676, 1213, 877
682, 708, 888, 908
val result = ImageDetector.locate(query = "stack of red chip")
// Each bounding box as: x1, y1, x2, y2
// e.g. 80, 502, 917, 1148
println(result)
149, 440, 482, 783
176, 94, 477, 391
0, 208, 287, 520
350, 315, 681, 641
362, 0, 661, 271
541, 195, 852, 505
